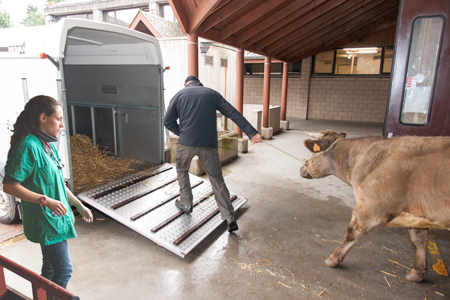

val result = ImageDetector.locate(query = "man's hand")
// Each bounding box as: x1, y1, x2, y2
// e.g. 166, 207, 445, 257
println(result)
251, 133, 262, 144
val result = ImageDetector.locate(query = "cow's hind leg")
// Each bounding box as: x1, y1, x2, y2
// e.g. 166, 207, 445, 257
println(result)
325, 205, 381, 268
405, 228, 428, 282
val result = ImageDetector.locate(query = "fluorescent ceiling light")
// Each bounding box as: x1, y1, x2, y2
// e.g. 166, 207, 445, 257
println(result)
343, 47, 378, 54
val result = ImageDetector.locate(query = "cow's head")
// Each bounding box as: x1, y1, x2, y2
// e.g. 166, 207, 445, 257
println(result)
300, 130, 346, 179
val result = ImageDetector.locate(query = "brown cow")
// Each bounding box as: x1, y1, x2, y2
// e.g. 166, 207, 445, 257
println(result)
300, 130, 450, 282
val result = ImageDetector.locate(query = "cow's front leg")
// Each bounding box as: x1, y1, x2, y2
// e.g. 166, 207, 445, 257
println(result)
406, 228, 428, 282
326, 205, 379, 268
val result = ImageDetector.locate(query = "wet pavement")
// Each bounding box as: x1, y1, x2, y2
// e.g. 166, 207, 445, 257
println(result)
1, 118, 449, 299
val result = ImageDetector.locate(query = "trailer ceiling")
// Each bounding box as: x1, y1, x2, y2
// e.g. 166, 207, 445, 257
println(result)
169, 0, 399, 62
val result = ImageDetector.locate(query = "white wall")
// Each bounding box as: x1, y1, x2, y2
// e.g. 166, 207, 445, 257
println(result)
159, 37, 237, 108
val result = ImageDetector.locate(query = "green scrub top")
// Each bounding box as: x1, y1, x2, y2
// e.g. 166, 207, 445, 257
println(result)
5, 134, 76, 245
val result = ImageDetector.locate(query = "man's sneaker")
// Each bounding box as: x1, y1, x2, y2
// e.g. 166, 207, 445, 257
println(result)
227, 218, 239, 232
175, 199, 193, 214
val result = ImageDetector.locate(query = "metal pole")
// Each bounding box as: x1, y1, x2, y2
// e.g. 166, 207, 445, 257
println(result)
235, 47, 244, 137
187, 32, 199, 77
262, 56, 271, 128
281, 62, 289, 121
21, 78, 29, 106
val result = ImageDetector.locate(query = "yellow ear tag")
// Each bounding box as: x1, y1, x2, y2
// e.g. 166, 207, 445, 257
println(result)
313, 143, 321, 152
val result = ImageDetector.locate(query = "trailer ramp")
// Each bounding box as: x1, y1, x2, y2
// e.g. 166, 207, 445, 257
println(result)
77, 163, 247, 258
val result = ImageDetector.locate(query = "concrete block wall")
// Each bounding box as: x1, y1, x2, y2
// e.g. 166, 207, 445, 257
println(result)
308, 77, 390, 123
243, 57, 311, 120
243, 57, 390, 124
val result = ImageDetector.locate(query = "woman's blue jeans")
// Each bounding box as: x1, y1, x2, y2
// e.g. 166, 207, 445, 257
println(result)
40, 240, 73, 288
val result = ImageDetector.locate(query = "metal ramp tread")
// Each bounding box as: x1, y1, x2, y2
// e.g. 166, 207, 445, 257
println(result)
77, 163, 247, 258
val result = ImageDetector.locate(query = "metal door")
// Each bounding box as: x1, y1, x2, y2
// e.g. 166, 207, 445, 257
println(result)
384, 0, 450, 137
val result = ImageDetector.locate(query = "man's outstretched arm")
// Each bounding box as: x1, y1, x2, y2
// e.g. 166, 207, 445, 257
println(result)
216, 95, 261, 143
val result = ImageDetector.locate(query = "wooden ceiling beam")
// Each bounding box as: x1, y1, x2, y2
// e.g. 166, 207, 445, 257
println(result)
282, 12, 397, 61
283, 9, 398, 61
200, 29, 267, 57
287, 19, 397, 62
243, 0, 330, 48
189, 0, 223, 33
198, 0, 255, 34
220, 0, 288, 40
256, 0, 349, 50
212, 0, 233, 14
199, 28, 239, 48
169, 0, 190, 33
269, 0, 389, 55
279, 2, 398, 59
236, 0, 316, 45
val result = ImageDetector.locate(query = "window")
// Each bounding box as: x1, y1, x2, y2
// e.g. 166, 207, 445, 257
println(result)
221, 58, 228, 68
335, 47, 381, 75
244, 61, 302, 76
56, 13, 93, 22
313, 46, 393, 75
205, 55, 213, 66
314, 51, 334, 73
382, 46, 393, 74
105, 8, 143, 27
160, 4, 175, 22
400, 17, 444, 125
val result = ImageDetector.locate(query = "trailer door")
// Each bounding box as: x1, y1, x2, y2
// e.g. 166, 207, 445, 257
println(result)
384, 0, 449, 137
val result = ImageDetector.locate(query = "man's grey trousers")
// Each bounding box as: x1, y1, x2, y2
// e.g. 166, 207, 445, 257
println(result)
175, 145, 235, 220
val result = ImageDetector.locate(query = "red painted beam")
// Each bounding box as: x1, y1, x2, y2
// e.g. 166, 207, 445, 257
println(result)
0, 255, 78, 300
189, 0, 222, 33
198, 0, 253, 34
169, 0, 190, 33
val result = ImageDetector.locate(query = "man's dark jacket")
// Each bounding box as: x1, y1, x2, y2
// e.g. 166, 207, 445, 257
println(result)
164, 81, 258, 148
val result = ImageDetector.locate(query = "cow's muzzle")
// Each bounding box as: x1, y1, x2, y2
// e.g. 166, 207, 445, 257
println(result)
300, 166, 312, 179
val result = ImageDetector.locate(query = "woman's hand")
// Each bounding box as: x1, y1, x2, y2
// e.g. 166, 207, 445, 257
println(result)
45, 198, 67, 216
78, 205, 93, 223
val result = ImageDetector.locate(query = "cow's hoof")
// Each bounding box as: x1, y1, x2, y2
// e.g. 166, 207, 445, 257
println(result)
325, 256, 340, 268
406, 270, 424, 282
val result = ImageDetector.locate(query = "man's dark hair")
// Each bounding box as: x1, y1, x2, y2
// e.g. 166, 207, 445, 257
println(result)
185, 75, 199, 84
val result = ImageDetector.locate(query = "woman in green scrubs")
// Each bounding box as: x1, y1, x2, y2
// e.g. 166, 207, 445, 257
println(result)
3, 95, 93, 289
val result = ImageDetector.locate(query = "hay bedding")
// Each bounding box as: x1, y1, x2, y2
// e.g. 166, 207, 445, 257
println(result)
70, 134, 148, 194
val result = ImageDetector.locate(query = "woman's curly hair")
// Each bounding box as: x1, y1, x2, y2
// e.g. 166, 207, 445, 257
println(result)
9, 95, 61, 155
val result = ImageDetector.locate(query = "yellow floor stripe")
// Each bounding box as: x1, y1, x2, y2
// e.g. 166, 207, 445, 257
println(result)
427, 240, 448, 276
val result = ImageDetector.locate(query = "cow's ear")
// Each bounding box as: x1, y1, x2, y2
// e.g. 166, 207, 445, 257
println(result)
338, 132, 347, 138
304, 139, 330, 153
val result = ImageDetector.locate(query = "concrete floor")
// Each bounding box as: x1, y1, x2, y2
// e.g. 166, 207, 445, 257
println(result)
1, 118, 449, 300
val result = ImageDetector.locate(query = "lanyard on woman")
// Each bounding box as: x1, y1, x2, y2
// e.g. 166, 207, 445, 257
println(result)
39, 139, 65, 170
